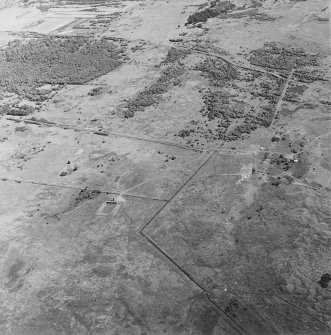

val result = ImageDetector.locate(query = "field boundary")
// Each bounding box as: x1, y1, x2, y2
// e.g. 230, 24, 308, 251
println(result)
0, 177, 169, 202
6, 117, 203, 152
5, 117, 307, 157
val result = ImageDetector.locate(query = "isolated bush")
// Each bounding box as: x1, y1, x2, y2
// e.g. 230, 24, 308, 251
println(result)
88, 87, 103, 96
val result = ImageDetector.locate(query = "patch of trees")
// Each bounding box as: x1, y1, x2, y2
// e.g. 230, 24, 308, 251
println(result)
195, 57, 239, 86
177, 86, 277, 144
269, 154, 294, 171
225, 117, 261, 141
122, 65, 185, 118
200, 89, 248, 122
248, 43, 318, 71
0, 36, 123, 100
0, 104, 11, 116
176, 87, 269, 144
198, 89, 277, 141
186, 0, 235, 25
37, 4, 51, 11
88, 87, 103, 96
254, 79, 282, 104
283, 84, 307, 102
178, 129, 192, 138
294, 70, 325, 83
255, 105, 274, 127
200, 89, 234, 120
71, 187, 101, 209
251, 0, 263, 7
229, 9, 276, 21
1, 103, 35, 116
169, 39, 184, 43
162, 48, 190, 64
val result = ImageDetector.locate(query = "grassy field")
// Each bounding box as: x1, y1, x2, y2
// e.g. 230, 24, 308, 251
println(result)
0, 0, 330, 334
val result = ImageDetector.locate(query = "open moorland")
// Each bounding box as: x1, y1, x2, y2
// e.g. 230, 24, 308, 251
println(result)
0, 0, 330, 334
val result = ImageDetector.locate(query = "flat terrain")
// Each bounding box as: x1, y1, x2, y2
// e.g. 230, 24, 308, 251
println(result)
0, 0, 330, 334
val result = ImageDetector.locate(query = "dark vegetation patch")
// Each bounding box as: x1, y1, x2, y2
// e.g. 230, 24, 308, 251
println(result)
269, 153, 296, 172
175, 55, 285, 146
178, 129, 193, 138
15, 126, 28, 132
121, 47, 192, 118
252, 78, 284, 104
294, 70, 327, 83
278, 132, 307, 154
197, 2, 210, 10
0, 36, 123, 100
247, 42, 318, 71
186, 0, 275, 26
228, 8, 276, 21
251, 0, 264, 7
71, 187, 101, 209
175, 88, 243, 145
226, 116, 263, 140
176, 88, 275, 146
257, 133, 310, 180
283, 83, 308, 102
169, 38, 184, 43
156, 150, 177, 163
175, 42, 319, 147
1, 103, 35, 116
162, 47, 191, 64
92, 266, 113, 278
186, 0, 235, 25
122, 65, 185, 118
224, 298, 239, 316
176, 117, 227, 146
318, 273, 331, 288
88, 87, 104, 96
200, 89, 236, 121
255, 104, 276, 125
29, 116, 55, 124
195, 57, 239, 86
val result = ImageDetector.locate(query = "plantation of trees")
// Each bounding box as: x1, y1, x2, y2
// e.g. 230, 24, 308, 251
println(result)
186, 0, 235, 25
0, 37, 123, 100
